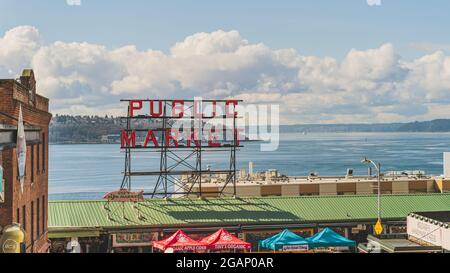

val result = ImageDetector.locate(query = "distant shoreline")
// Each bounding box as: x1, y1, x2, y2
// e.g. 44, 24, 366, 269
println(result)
50, 117, 450, 144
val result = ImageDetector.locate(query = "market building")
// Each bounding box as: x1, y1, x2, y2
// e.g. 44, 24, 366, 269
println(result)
47, 193, 450, 253
359, 211, 450, 253
182, 162, 450, 198
0, 69, 52, 253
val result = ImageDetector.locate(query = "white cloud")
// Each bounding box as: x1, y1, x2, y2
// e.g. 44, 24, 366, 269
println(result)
1, 26, 450, 124
0, 26, 41, 74
66, 0, 81, 6
410, 42, 450, 53
367, 0, 381, 6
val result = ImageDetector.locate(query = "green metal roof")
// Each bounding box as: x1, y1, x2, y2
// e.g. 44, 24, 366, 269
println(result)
48, 193, 450, 230
48, 230, 100, 239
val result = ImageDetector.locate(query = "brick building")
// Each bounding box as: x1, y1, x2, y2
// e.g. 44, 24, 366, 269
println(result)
0, 69, 52, 253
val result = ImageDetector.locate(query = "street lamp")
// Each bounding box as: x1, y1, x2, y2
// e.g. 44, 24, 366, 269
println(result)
361, 158, 382, 223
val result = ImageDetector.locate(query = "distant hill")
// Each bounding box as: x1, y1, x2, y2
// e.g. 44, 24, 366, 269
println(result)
49, 115, 161, 144
397, 119, 450, 132
281, 119, 450, 133
50, 115, 123, 144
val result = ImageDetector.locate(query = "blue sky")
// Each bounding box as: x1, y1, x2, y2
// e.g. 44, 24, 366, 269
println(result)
1, 0, 450, 124
1, 0, 450, 59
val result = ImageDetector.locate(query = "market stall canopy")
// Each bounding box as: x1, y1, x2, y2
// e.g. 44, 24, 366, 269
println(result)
259, 229, 309, 251
152, 230, 207, 252
306, 228, 356, 248
200, 228, 251, 250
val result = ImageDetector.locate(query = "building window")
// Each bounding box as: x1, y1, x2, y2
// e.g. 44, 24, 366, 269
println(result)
22, 205, 26, 231
31, 201, 34, 243
42, 133, 46, 172
37, 198, 40, 236
16, 208, 20, 224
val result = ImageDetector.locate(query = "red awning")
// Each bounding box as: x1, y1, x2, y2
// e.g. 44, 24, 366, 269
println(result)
152, 230, 207, 252
200, 229, 251, 250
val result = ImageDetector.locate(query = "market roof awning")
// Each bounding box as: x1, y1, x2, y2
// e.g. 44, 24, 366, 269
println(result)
306, 228, 356, 248
259, 229, 309, 251
152, 230, 207, 252
200, 228, 251, 250
48, 193, 450, 231
48, 229, 101, 239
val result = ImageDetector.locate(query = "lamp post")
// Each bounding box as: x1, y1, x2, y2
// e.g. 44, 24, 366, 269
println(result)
361, 158, 381, 222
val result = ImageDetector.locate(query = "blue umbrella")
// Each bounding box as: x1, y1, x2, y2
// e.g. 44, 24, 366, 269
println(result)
259, 229, 309, 251
306, 228, 356, 248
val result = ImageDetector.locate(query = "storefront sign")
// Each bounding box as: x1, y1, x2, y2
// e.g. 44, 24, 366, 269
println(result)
282, 245, 309, 252
104, 189, 144, 202
0, 165, 4, 202
407, 216, 442, 246
112, 232, 158, 247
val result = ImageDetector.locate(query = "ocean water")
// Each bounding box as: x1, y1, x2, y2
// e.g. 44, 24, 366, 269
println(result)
48, 132, 450, 200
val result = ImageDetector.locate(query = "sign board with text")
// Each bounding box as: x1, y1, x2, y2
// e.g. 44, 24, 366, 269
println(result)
282, 245, 309, 252
112, 232, 158, 248
103, 189, 144, 202
407, 216, 442, 246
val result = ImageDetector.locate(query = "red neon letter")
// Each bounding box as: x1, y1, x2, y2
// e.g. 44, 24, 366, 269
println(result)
129, 100, 143, 117
172, 100, 185, 118
144, 130, 159, 147
186, 130, 201, 147
121, 130, 136, 148
226, 100, 239, 117
165, 129, 179, 147
208, 127, 221, 147
150, 100, 163, 117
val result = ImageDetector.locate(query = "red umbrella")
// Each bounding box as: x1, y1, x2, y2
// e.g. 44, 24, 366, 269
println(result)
152, 230, 207, 252
200, 229, 251, 250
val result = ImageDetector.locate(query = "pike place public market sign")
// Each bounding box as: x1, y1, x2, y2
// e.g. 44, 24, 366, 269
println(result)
117, 98, 243, 198
120, 99, 242, 149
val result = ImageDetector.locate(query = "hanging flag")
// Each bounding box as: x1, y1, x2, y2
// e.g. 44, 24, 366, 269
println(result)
17, 105, 26, 193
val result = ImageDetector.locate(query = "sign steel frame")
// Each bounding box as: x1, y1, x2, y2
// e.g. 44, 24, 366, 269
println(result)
119, 99, 242, 198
